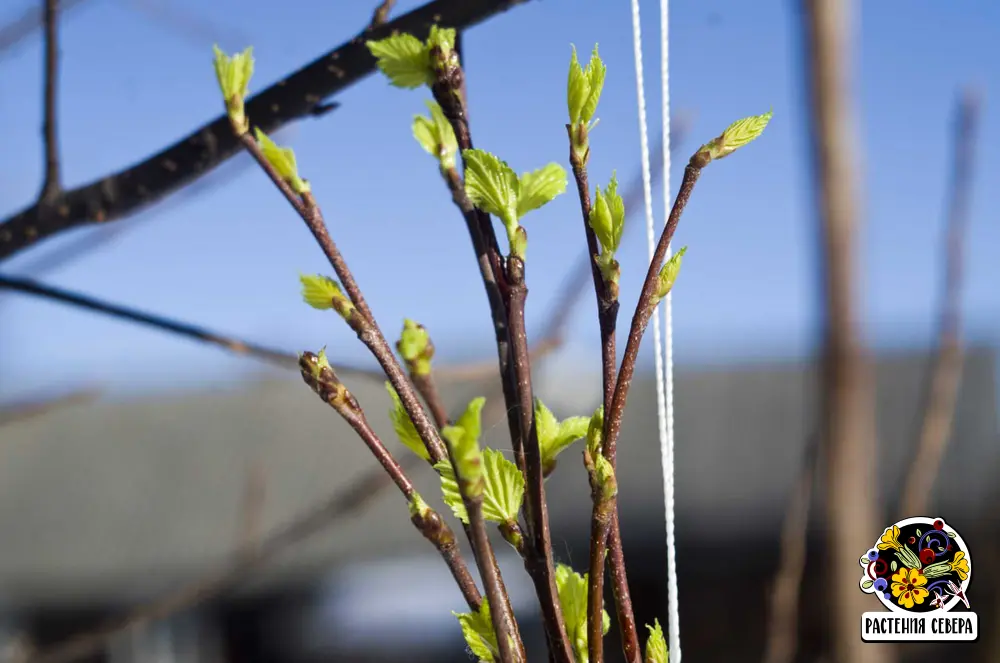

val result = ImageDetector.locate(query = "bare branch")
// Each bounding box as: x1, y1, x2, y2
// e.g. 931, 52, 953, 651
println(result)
898, 88, 982, 518
762, 429, 820, 663
39, 0, 61, 202
0, 0, 91, 57
800, 2, 892, 663
0, 0, 532, 263
0, 273, 382, 379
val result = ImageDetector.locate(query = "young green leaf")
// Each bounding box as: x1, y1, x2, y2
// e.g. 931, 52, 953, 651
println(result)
454, 600, 498, 662
436, 447, 522, 524
589, 172, 625, 254
212, 45, 254, 133
700, 110, 773, 162
299, 274, 353, 314
535, 398, 590, 476
567, 44, 605, 126
366, 33, 432, 88
517, 163, 568, 217
396, 319, 433, 376
386, 383, 430, 461
644, 619, 668, 663
556, 563, 610, 663
593, 454, 618, 501
462, 149, 520, 229
255, 128, 310, 194
412, 100, 458, 170
426, 25, 457, 58
440, 397, 487, 498
651, 246, 688, 308
586, 405, 604, 458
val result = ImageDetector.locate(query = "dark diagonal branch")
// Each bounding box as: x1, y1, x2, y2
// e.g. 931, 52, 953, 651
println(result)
0, 0, 92, 57
0, 273, 383, 379
898, 88, 982, 518
0, 0, 531, 263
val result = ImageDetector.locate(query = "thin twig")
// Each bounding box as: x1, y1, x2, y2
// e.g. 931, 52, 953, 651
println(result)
761, 428, 820, 663
0, 0, 91, 57
0, 272, 381, 379
0, 0, 532, 263
898, 88, 982, 518
39, 0, 61, 202
431, 43, 575, 662
800, 2, 891, 663
299, 352, 483, 611
24, 451, 425, 663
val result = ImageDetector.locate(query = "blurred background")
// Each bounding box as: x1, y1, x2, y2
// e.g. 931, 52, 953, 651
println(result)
0, 0, 997, 662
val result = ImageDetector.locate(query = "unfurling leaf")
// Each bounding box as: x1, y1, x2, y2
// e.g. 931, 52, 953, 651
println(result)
567, 44, 606, 126
644, 619, 668, 663
366, 33, 432, 88
436, 447, 522, 524
255, 128, 310, 194
212, 45, 254, 133
586, 405, 604, 458
440, 397, 487, 499
589, 171, 626, 288
535, 398, 590, 476
650, 247, 688, 309
386, 383, 430, 461
454, 600, 498, 662
699, 110, 773, 162
426, 25, 457, 59
412, 100, 458, 170
397, 319, 433, 376
462, 149, 520, 229
556, 563, 610, 663
299, 274, 354, 317
517, 163, 568, 217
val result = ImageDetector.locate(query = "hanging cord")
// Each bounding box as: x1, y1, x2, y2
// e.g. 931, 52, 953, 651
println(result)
657, 0, 681, 659
628, 0, 681, 660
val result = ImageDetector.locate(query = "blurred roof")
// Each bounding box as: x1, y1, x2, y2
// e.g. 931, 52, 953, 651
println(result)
0, 347, 995, 607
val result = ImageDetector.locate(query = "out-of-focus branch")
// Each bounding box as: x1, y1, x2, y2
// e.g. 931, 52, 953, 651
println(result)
368, 0, 397, 29
39, 0, 61, 202
0, 273, 383, 378
0, 0, 531, 263
0, 387, 100, 428
800, 2, 892, 663
0, 0, 91, 57
761, 428, 820, 663
898, 89, 982, 518
23, 451, 426, 663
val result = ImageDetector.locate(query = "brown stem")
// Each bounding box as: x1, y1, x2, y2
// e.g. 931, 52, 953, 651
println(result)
603, 160, 704, 470
412, 372, 450, 429
39, 0, 61, 202
434, 53, 574, 661
898, 88, 981, 518
801, 2, 891, 663
24, 451, 427, 663
0, 272, 390, 375
605, 516, 640, 663
299, 352, 483, 610
587, 474, 615, 663
506, 257, 575, 663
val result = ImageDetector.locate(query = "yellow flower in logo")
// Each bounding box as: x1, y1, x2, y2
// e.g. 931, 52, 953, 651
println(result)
891, 567, 929, 609
878, 525, 902, 551
950, 552, 970, 581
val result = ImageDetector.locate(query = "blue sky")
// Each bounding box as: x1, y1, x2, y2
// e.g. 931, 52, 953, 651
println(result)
0, 0, 997, 401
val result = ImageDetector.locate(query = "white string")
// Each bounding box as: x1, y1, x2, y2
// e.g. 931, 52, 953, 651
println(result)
657, 0, 681, 659
628, 0, 681, 660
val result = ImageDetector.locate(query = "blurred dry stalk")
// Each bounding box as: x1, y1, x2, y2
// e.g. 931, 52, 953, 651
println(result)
898, 89, 982, 518
800, 1, 892, 663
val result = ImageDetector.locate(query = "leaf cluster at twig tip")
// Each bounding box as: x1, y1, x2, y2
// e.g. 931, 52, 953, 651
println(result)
212, 45, 254, 133
588, 172, 626, 291
397, 319, 433, 376
366, 25, 456, 89
697, 109, 773, 163
567, 44, 606, 162
438, 398, 487, 496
